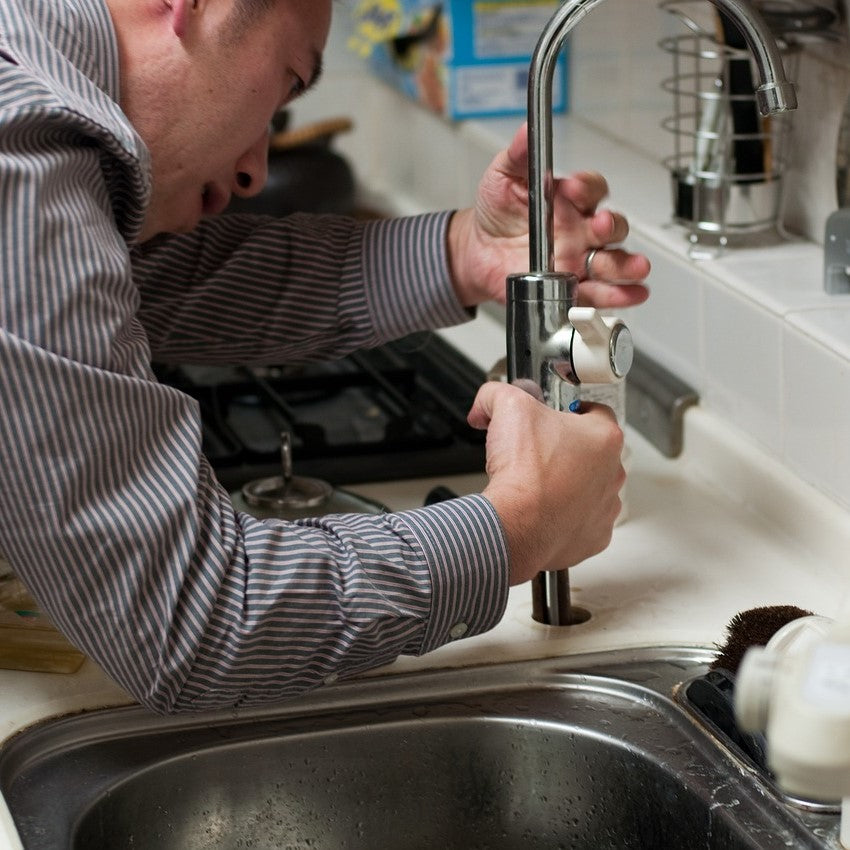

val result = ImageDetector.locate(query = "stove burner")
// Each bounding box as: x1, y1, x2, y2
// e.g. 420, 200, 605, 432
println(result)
153, 332, 487, 489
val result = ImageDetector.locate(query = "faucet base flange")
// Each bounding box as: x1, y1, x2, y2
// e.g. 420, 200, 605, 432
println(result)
531, 570, 591, 627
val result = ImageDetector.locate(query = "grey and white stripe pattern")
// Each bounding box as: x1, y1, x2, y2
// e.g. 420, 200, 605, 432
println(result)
132, 209, 469, 365
0, 0, 509, 713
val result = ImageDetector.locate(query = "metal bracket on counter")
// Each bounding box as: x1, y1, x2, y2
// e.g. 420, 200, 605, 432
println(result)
626, 349, 699, 458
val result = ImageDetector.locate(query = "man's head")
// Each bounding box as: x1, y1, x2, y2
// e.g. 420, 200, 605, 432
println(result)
106, 0, 331, 241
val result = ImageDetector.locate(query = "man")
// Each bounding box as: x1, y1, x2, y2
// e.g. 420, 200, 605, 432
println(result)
0, 0, 650, 713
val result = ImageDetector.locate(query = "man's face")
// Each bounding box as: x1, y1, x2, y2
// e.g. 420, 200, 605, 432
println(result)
128, 0, 331, 241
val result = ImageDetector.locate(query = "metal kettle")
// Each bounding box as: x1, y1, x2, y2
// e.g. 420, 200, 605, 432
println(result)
230, 432, 388, 520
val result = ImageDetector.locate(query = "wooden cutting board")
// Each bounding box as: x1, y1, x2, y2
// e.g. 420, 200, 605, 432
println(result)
0, 568, 86, 674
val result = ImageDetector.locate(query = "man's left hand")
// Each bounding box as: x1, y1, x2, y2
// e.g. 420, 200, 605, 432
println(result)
447, 123, 651, 309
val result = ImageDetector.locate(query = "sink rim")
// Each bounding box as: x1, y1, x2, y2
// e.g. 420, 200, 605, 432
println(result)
0, 645, 839, 850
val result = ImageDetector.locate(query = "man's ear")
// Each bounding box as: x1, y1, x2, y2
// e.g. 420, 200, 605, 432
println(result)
167, 0, 198, 39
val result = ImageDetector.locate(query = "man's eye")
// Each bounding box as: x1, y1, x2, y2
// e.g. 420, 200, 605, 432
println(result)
289, 77, 306, 99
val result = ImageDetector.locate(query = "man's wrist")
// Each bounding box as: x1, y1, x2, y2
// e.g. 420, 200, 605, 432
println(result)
446, 208, 477, 308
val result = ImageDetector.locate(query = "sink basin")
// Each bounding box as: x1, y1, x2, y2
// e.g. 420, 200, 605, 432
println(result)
0, 647, 840, 849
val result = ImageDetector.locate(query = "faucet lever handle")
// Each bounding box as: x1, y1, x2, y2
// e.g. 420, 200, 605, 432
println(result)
569, 307, 609, 343
568, 307, 634, 384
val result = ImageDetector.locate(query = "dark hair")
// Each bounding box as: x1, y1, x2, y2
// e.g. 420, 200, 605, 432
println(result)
232, 0, 276, 18
221, 0, 340, 45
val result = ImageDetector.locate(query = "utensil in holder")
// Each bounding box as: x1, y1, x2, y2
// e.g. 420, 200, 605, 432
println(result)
659, 0, 798, 258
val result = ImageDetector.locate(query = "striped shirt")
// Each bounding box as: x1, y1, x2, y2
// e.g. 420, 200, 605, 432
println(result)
0, 0, 509, 713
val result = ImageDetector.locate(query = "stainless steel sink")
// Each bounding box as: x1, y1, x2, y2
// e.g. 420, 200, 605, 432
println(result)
0, 647, 841, 849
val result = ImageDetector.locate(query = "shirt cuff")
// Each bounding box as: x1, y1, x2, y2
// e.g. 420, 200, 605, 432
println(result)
393, 494, 510, 654
361, 211, 473, 341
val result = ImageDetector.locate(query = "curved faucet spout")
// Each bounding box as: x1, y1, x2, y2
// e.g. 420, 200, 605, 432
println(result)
526, 0, 798, 274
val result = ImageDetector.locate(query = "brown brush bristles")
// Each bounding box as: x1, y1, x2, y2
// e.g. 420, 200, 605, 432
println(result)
711, 605, 815, 674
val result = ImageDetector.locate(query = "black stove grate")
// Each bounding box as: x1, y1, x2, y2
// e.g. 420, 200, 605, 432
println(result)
153, 332, 488, 490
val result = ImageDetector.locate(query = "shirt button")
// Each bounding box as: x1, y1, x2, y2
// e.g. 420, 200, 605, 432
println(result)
324, 673, 339, 685
449, 622, 468, 640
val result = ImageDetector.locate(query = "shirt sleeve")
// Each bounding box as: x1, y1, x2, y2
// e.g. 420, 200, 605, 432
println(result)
0, 102, 509, 714
132, 211, 474, 366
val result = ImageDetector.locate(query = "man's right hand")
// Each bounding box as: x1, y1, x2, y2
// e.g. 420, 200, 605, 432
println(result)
468, 382, 625, 586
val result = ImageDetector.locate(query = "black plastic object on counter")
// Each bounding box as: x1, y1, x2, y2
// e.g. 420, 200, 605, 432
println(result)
756, 0, 838, 39
717, 12, 765, 179
683, 668, 770, 773
424, 485, 459, 506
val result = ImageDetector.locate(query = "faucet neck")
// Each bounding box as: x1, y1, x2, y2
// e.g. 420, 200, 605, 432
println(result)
527, 0, 604, 275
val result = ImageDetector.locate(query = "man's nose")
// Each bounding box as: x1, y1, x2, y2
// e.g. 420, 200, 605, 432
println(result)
232, 130, 270, 198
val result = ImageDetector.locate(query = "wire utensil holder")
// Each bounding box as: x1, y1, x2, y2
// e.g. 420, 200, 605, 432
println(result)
659, 0, 798, 258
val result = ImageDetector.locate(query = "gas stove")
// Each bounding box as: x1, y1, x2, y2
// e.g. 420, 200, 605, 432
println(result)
152, 332, 487, 492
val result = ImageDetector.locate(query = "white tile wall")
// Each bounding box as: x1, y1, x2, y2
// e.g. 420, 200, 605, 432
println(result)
703, 281, 785, 454
784, 324, 850, 504
620, 233, 704, 389
292, 3, 850, 515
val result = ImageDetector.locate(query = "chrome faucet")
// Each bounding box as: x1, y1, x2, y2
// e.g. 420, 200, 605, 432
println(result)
509, 0, 797, 627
